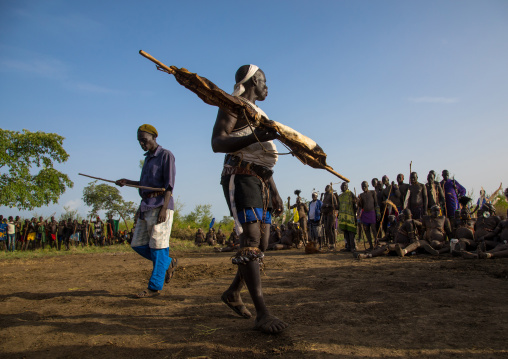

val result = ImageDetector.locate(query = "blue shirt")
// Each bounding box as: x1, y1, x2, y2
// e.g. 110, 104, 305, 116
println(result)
0, 223, 6, 240
139, 145, 176, 213
308, 200, 322, 221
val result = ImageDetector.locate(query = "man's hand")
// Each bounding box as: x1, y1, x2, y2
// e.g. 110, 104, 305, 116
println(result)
273, 194, 284, 217
253, 127, 278, 142
157, 208, 167, 224
116, 179, 128, 187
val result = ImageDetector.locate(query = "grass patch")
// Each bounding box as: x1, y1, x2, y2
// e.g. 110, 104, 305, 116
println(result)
0, 237, 216, 261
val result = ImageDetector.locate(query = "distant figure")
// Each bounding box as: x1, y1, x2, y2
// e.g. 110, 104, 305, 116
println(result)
441, 170, 466, 218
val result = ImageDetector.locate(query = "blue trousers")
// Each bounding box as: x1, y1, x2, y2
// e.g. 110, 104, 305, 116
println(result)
132, 245, 172, 291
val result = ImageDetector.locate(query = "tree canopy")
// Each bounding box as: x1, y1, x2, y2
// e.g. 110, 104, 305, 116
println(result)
82, 182, 137, 230
0, 129, 73, 210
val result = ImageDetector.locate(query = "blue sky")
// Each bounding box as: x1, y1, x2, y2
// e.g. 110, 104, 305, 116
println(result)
1, 0, 507, 220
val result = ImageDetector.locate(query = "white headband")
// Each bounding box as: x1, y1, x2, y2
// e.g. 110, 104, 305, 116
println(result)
232, 65, 259, 96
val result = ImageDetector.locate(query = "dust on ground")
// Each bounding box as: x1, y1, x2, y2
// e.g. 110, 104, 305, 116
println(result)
1, 247, 507, 358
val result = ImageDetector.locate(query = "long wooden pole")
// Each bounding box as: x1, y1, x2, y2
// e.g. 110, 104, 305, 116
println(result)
79, 173, 166, 192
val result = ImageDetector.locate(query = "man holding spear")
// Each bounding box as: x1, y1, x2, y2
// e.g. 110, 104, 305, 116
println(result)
116, 124, 177, 298
212, 65, 288, 334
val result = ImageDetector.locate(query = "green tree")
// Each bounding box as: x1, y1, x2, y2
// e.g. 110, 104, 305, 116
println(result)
59, 205, 84, 222
493, 193, 508, 216
183, 204, 213, 229
218, 215, 235, 232
0, 129, 73, 210
82, 182, 137, 231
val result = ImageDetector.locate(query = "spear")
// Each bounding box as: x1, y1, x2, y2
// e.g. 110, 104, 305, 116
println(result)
79, 173, 166, 191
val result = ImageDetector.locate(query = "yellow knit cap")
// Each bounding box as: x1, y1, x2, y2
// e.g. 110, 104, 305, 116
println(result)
138, 124, 158, 137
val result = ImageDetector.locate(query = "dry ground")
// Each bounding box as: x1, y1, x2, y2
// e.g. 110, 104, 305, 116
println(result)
1, 246, 508, 358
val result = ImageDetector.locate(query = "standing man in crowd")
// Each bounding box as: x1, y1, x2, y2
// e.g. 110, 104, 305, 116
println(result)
37, 216, 46, 250
7, 216, 16, 252
308, 192, 322, 244
288, 191, 309, 245
116, 124, 177, 298
322, 184, 340, 249
358, 181, 379, 250
441, 170, 466, 218
48, 217, 58, 249
337, 182, 357, 252
408, 172, 428, 220
426, 170, 445, 214
0, 218, 6, 251
396, 174, 410, 210
212, 64, 288, 334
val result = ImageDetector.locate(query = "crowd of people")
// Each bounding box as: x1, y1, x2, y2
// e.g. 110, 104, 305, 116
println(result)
0, 214, 133, 252
207, 169, 507, 260
2, 169, 505, 260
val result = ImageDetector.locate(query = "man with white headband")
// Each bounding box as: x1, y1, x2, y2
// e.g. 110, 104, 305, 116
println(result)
211, 65, 288, 334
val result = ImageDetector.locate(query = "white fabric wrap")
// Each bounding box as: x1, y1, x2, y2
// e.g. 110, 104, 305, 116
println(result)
131, 207, 174, 249
229, 100, 278, 168
231, 65, 259, 96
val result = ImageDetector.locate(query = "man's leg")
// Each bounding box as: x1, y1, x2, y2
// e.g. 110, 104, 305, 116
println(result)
355, 245, 389, 259
222, 268, 251, 318
300, 218, 308, 245
363, 223, 374, 250
395, 241, 420, 257
347, 230, 356, 252
237, 221, 288, 334
148, 247, 170, 291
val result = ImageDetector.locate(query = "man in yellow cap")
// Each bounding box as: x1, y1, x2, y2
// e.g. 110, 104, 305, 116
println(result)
116, 124, 177, 298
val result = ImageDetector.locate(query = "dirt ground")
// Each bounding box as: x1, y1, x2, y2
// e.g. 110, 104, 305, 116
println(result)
1, 246, 508, 359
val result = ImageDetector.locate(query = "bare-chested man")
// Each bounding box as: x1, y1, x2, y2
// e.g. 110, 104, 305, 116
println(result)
206, 228, 217, 246
212, 64, 287, 333
381, 175, 401, 233
288, 190, 309, 245
216, 228, 226, 245
48, 217, 58, 249
452, 209, 476, 252
356, 211, 424, 260
80, 220, 89, 247
392, 209, 435, 257
461, 207, 508, 259
36, 216, 46, 249
267, 224, 281, 246
216, 230, 241, 253
396, 174, 410, 211
321, 185, 340, 249
358, 181, 379, 250
475, 204, 501, 246
421, 205, 452, 255
372, 178, 384, 235
407, 172, 428, 220
354, 215, 399, 259
475, 209, 508, 259
426, 171, 445, 215
268, 222, 297, 250
195, 228, 205, 246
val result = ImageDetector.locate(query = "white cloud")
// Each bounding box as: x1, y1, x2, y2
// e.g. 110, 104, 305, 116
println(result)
64, 199, 82, 211
408, 96, 459, 104
0, 58, 68, 80
1, 55, 121, 95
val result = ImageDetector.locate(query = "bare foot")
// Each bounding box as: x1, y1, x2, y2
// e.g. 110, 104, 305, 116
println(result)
221, 291, 252, 319
254, 313, 289, 334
